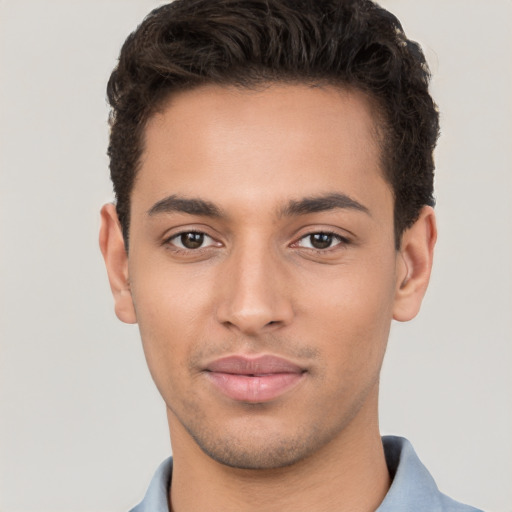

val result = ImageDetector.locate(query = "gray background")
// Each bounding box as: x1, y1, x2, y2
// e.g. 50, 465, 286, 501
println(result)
1, 1, 511, 510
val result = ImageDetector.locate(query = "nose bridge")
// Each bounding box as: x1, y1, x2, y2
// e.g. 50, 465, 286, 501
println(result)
216, 234, 293, 334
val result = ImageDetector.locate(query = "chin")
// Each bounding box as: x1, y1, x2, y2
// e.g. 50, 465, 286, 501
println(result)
181, 416, 330, 470
195, 436, 315, 470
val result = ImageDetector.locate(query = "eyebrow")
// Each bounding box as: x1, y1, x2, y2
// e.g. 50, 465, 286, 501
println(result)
147, 195, 223, 218
280, 193, 370, 217
146, 192, 370, 220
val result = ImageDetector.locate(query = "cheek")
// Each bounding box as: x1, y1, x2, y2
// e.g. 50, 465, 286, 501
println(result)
128, 264, 213, 384
298, 257, 396, 373
131, 256, 213, 327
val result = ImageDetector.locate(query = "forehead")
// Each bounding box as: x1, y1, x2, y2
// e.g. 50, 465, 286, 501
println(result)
134, 83, 389, 218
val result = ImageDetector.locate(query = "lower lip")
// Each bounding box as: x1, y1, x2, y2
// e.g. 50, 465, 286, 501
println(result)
206, 371, 304, 403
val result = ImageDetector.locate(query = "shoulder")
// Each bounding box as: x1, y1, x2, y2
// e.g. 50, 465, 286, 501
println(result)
438, 494, 484, 512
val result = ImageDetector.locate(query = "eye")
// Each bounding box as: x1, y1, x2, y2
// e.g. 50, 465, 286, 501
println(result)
296, 232, 347, 250
167, 231, 218, 250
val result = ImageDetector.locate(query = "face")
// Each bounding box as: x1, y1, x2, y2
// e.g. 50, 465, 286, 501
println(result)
101, 83, 434, 470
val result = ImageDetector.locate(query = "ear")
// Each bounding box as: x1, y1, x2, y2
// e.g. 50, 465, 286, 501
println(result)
99, 203, 137, 324
393, 206, 437, 322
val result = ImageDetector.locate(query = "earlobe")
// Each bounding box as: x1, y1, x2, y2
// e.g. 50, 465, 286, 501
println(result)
393, 206, 437, 322
99, 203, 137, 324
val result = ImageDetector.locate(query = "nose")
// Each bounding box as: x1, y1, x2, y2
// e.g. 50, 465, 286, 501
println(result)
215, 242, 294, 335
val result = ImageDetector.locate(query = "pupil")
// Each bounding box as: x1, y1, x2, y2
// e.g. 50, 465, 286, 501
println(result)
311, 233, 332, 249
181, 232, 204, 249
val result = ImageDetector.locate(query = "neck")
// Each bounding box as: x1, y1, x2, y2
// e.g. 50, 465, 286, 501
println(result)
167, 396, 390, 512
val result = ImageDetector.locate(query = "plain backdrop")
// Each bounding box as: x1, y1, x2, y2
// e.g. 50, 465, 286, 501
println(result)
0, 1, 511, 511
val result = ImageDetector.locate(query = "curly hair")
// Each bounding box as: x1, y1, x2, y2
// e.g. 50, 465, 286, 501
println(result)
107, 0, 439, 249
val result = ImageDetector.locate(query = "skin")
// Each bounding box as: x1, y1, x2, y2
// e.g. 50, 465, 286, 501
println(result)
100, 84, 436, 512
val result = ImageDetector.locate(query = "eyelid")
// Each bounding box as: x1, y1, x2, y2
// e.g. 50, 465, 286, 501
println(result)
173, 233, 214, 249
163, 227, 223, 250
295, 231, 349, 249
290, 225, 352, 245
302, 232, 342, 243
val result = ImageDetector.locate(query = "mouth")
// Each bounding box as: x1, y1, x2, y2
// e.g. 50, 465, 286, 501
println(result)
204, 354, 306, 403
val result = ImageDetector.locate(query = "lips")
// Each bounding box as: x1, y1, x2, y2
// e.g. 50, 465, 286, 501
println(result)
204, 355, 306, 403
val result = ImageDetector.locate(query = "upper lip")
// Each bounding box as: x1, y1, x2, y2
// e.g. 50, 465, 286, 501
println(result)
205, 355, 304, 375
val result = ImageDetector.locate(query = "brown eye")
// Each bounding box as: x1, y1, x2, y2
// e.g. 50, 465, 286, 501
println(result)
180, 232, 205, 249
309, 233, 334, 249
296, 232, 347, 250
166, 231, 221, 253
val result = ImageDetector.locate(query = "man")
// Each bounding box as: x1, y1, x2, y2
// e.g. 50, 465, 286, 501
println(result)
99, 0, 483, 510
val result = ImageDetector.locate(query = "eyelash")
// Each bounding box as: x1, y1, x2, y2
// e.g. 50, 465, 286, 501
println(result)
293, 231, 350, 251
164, 231, 219, 252
164, 230, 350, 253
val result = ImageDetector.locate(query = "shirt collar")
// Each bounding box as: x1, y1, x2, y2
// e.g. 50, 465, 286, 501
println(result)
129, 456, 172, 512
378, 436, 444, 511
378, 436, 482, 512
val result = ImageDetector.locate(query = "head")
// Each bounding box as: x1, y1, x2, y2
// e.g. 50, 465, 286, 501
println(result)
100, 0, 438, 471
107, 0, 439, 250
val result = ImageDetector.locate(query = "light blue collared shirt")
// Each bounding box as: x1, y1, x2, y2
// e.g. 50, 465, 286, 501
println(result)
130, 436, 484, 511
